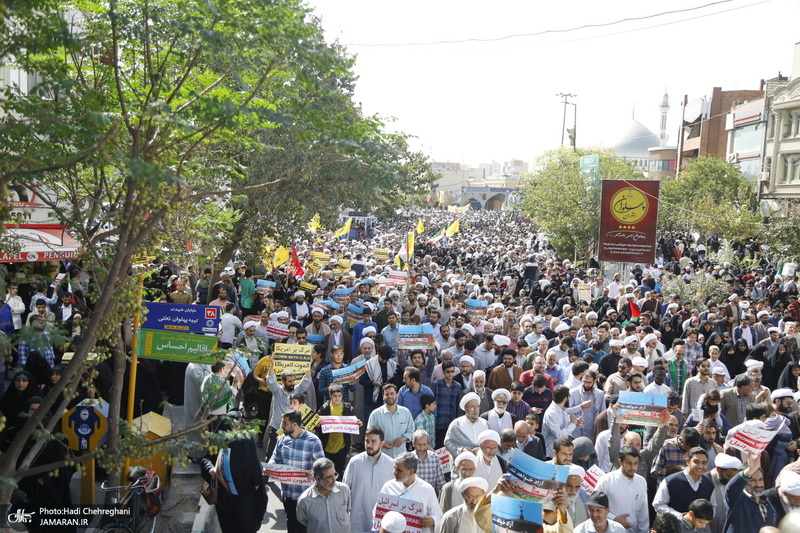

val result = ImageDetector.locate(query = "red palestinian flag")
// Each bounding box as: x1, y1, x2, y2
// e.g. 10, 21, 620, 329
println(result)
287, 246, 305, 277
629, 300, 641, 322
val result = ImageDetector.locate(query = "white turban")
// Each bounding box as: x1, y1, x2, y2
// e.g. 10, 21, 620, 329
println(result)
555, 324, 570, 334
631, 357, 648, 368
460, 355, 475, 368
360, 338, 374, 348
458, 477, 489, 494
609, 339, 624, 347
294, 291, 306, 299
492, 388, 510, 401
568, 465, 585, 478
781, 471, 800, 496
362, 326, 377, 336
623, 335, 638, 346
493, 335, 511, 347
715, 454, 742, 470
477, 430, 500, 445
744, 359, 764, 371
380, 511, 406, 533
330, 315, 343, 325
454, 451, 478, 467
642, 333, 658, 345
275, 311, 289, 319
462, 324, 476, 335
243, 321, 258, 330
459, 392, 480, 411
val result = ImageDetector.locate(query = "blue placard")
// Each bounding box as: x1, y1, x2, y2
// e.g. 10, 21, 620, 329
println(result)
143, 302, 220, 334
491, 494, 543, 532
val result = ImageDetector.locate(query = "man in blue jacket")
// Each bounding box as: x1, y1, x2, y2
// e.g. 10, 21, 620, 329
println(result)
724, 450, 777, 532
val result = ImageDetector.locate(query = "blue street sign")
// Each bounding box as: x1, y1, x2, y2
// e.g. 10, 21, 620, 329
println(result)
142, 302, 220, 334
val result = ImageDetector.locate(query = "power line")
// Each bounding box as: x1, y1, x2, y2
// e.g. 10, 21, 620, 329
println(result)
345, 0, 746, 48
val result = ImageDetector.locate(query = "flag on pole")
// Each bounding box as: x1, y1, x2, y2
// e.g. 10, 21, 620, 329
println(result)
272, 246, 290, 269
287, 246, 305, 277
629, 300, 641, 322
445, 219, 460, 237
427, 226, 447, 244
398, 231, 415, 264
334, 218, 352, 238
307, 213, 322, 233
416, 219, 425, 235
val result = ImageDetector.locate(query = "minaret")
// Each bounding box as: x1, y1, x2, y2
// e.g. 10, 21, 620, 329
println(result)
659, 90, 670, 147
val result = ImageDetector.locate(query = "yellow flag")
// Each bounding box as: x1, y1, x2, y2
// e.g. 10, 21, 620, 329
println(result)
272, 246, 290, 269
334, 218, 352, 238
445, 219, 460, 236
408, 231, 415, 259
307, 213, 322, 234
416, 219, 424, 235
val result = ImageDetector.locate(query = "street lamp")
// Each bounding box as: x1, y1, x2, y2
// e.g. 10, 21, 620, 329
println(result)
557, 93, 577, 151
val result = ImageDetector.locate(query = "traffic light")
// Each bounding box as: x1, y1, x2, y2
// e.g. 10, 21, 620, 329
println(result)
566, 128, 576, 147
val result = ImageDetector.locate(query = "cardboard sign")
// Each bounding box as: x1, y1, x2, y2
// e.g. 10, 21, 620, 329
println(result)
435, 447, 450, 473
388, 270, 408, 285
256, 279, 276, 296
135, 329, 218, 364
307, 333, 324, 346
491, 494, 542, 533
345, 304, 364, 322
727, 422, 779, 457
617, 391, 668, 427
262, 463, 312, 485
299, 281, 317, 293
465, 298, 489, 319
331, 288, 353, 306
142, 302, 220, 334
320, 416, 360, 434
373, 494, 424, 533
266, 321, 290, 340
577, 283, 592, 303
581, 465, 606, 495
310, 251, 330, 264
373, 248, 391, 260
276, 404, 321, 436
505, 453, 569, 503
313, 300, 339, 314
271, 343, 312, 378
397, 324, 436, 350
332, 360, 367, 384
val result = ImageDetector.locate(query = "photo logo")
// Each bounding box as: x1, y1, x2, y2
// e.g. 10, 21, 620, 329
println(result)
7, 508, 34, 524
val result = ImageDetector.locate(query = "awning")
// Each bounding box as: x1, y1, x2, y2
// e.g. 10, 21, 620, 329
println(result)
0, 227, 82, 262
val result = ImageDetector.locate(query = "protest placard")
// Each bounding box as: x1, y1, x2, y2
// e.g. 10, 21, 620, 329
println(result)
373, 494, 424, 533
397, 324, 436, 350
577, 283, 592, 303
373, 248, 390, 260
320, 416, 360, 434
435, 447, 450, 473
265, 321, 290, 340
465, 298, 489, 320
135, 330, 218, 364
256, 279, 276, 297
223, 351, 251, 389
310, 251, 330, 265
271, 343, 312, 379
331, 288, 353, 306
313, 300, 339, 314
307, 334, 324, 346
299, 281, 317, 293
581, 465, 606, 494
276, 404, 321, 436
505, 452, 569, 503
388, 270, 408, 285
142, 302, 220, 334
617, 391, 668, 427
262, 463, 312, 485
332, 360, 367, 384
491, 494, 542, 533
727, 422, 778, 457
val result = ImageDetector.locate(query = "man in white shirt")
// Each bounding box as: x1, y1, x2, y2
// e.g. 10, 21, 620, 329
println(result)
377, 451, 443, 533
594, 446, 650, 533
342, 426, 395, 533
542, 385, 580, 456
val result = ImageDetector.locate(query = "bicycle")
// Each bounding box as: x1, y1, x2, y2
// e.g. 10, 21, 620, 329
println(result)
95, 467, 162, 533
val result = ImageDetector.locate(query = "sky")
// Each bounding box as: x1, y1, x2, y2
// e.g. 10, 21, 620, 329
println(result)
305, 0, 800, 167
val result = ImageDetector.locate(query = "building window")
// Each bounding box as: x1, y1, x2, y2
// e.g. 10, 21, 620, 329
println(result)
793, 157, 800, 183
783, 156, 790, 183
785, 112, 795, 139
768, 114, 775, 139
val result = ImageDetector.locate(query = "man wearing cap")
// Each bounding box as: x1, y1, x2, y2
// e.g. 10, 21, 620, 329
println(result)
480, 388, 518, 433
683, 357, 718, 413
438, 476, 488, 533
376, 510, 406, 533
459, 369, 494, 415
474, 429, 506, 487
378, 451, 442, 533
439, 451, 478, 513
488, 348, 523, 391
343, 426, 395, 533
234, 320, 269, 357
598, 339, 624, 380
764, 469, 800, 523
724, 450, 777, 532
305, 307, 331, 337
352, 306, 378, 358
721, 294, 740, 328
575, 491, 626, 533
209, 267, 239, 308
444, 393, 490, 460
708, 453, 742, 533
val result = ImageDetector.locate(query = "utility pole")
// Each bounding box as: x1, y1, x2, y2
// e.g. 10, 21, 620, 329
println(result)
557, 93, 577, 148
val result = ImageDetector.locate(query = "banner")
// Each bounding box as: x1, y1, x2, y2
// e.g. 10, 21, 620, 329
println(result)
271, 343, 312, 378
581, 465, 606, 495
310, 251, 330, 265
135, 329, 218, 364
617, 391, 668, 427
142, 302, 220, 334
320, 416, 360, 434
345, 304, 365, 322
266, 321, 290, 340
332, 360, 367, 384
256, 279, 276, 297
313, 300, 340, 314
373, 248, 391, 260
465, 298, 489, 320
388, 270, 408, 285
223, 351, 251, 389
598, 179, 660, 264
447, 204, 471, 213
505, 453, 569, 503
727, 422, 779, 457
298, 281, 317, 293
435, 447, 450, 473
331, 288, 353, 306
262, 463, 312, 485
577, 283, 592, 303
491, 494, 542, 533
397, 324, 436, 350
276, 404, 321, 436
373, 494, 424, 533
307, 333, 325, 346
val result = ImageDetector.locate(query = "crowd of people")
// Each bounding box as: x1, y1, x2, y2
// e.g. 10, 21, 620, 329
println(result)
4, 206, 800, 533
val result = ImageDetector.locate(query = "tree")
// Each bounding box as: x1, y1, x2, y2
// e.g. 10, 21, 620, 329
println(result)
517, 147, 644, 262
658, 156, 761, 238
0, 0, 409, 500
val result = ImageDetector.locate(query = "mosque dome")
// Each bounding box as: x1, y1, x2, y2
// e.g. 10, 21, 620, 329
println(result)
611, 119, 660, 159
